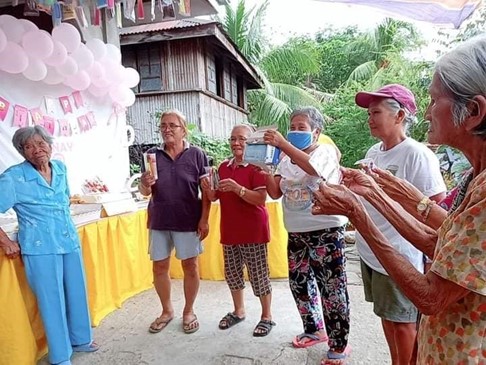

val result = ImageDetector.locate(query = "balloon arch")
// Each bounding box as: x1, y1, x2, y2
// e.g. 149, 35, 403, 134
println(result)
0, 15, 139, 107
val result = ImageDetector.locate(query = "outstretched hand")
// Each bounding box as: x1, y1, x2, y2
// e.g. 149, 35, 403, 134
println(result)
311, 181, 363, 218
371, 167, 423, 203
340, 167, 381, 197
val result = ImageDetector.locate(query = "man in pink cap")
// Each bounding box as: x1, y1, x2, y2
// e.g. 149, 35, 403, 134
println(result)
353, 84, 446, 365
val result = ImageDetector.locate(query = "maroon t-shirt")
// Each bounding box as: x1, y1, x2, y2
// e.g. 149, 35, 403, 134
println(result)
147, 144, 209, 232
217, 160, 270, 245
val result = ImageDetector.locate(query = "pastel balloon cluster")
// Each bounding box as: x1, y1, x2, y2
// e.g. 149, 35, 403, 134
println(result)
0, 15, 140, 107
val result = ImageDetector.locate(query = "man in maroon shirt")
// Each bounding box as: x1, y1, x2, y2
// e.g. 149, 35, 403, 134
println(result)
202, 124, 275, 337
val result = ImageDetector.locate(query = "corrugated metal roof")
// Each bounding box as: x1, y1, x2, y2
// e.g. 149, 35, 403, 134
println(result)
119, 18, 216, 36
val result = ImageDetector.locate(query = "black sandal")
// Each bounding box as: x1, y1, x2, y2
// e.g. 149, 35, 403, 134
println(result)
253, 319, 276, 337
218, 312, 245, 330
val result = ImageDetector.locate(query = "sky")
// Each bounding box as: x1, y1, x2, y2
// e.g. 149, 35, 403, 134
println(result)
217, 0, 448, 46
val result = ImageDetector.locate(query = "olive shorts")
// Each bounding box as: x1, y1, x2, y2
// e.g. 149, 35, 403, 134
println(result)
360, 260, 418, 323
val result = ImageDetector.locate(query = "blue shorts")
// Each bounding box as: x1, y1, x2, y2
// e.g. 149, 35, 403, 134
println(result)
149, 229, 203, 261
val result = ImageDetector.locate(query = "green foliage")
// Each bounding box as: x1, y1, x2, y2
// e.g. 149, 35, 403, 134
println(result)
314, 27, 370, 92
218, 0, 269, 63
186, 124, 231, 166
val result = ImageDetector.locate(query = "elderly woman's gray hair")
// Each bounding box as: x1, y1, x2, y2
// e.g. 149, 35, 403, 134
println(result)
382, 98, 417, 135
12, 126, 54, 157
435, 35, 486, 136
290, 107, 325, 130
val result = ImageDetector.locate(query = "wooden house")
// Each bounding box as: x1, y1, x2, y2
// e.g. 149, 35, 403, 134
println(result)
119, 19, 263, 144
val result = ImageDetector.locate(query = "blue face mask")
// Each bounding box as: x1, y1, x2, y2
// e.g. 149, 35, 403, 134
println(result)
287, 131, 313, 150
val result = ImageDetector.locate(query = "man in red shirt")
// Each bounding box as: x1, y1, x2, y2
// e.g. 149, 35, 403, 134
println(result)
201, 124, 275, 337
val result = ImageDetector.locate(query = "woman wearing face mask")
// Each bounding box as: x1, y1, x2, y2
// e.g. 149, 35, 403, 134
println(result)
264, 107, 350, 365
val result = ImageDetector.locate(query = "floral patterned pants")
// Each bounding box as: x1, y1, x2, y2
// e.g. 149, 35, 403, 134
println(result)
288, 226, 350, 351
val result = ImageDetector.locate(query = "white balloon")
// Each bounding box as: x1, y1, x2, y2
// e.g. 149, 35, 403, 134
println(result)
85, 38, 106, 60
0, 42, 28, 73
52, 22, 80, 53
43, 66, 64, 85
71, 43, 94, 70
0, 14, 17, 26
65, 70, 90, 90
105, 43, 121, 63
44, 41, 68, 67
0, 29, 6, 53
2, 17, 25, 43
57, 56, 78, 76
123, 89, 136, 107
23, 57, 47, 81
122, 67, 140, 88
18, 19, 38, 33
22, 30, 54, 59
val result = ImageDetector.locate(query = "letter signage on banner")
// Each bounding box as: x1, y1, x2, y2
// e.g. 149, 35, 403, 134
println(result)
0, 96, 10, 121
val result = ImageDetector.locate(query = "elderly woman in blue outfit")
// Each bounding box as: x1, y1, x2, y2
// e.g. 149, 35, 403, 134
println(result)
0, 126, 98, 365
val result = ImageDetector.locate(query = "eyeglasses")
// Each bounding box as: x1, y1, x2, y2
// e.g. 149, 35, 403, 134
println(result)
160, 123, 183, 130
228, 137, 248, 143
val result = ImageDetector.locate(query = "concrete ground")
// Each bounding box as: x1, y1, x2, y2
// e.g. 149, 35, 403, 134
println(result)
41, 245, 391, 365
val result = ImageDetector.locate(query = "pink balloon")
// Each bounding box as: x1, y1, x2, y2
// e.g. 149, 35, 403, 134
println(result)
122, 67, 140, 88
43, 66, 64, 85
88, 83, 108, 97
23, 57, 47, 81
44, 41, 68, 67
71, 43, 94, 70
0, 42, 28, 73
2, 17, 25, 43
22, 30, 54, 59
104, 61, 124, 84
52, 22, 80, 53
86, 38, 106, 60
87, 61, 106, 80
65, 70, 91, 90
0, 29, 6, 53
57, 56, 78, 77
109, 87, 135, 107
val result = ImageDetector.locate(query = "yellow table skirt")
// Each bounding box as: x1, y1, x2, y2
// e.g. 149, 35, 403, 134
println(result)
0, 201, 288, 365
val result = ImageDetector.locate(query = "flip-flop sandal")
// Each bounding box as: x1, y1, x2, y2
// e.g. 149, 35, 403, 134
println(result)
183, 314, 199, 334
252, 319, 276, 337
72, 341, 100, 352
149, 317, 173, 333
292, 333, 328, 348
219, 312, 246, 330
321, 346, 352, 365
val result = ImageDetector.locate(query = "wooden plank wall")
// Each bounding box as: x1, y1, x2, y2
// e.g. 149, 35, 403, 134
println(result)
127, 92, 201, 144
199, 93, 248, 138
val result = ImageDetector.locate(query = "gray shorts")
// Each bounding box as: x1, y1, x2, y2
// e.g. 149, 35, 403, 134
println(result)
360, 260, 418, 323
149, 230, 203, 261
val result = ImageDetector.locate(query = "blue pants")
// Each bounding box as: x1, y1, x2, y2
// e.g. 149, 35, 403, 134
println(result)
23, 249, 92, 364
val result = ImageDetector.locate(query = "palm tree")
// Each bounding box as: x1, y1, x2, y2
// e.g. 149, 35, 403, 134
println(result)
346, 18, 421, 84
218, 0, 325, 131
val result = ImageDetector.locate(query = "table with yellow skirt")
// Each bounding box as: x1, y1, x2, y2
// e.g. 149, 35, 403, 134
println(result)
0, 201, 288, 365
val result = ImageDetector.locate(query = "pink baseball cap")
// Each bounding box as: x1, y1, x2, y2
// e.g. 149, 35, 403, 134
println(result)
355, 84, 417, 115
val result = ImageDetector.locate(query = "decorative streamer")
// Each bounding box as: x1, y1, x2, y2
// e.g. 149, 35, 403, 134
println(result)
311, 0, 482, 28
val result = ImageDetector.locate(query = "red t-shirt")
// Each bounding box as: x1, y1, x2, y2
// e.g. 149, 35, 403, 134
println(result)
217, 160, 270, 245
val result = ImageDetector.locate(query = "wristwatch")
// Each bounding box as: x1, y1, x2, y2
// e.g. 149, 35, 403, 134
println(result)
239, 187, 246, 197
417, 196, 431, 214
